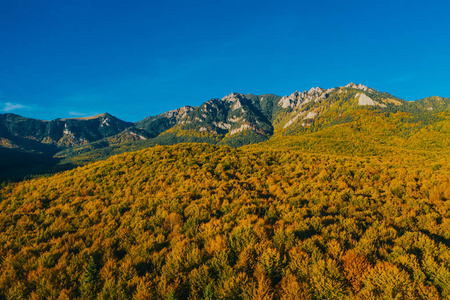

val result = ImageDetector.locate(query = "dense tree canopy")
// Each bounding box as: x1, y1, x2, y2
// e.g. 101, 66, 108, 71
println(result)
1, 143, 449, 299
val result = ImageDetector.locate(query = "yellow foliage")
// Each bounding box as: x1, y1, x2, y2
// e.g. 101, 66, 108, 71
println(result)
0, 143, 449, 298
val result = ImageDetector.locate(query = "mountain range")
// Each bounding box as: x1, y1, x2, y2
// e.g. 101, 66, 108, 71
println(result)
1, 82, 449, 179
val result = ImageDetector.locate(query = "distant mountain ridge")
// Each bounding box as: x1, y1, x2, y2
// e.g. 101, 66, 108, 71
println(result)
0, 112, 132, 150
1, 83, 449, 161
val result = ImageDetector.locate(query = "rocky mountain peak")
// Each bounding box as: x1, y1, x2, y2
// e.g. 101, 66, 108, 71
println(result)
221, 92, 244, 103
278, 86, 332, 109
60, 113, 109, 121
308, 87, 324, 95
345, 83, 375, 92
162, 106, 193, 120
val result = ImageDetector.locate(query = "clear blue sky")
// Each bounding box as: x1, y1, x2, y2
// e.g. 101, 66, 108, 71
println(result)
1, 0, 449, 122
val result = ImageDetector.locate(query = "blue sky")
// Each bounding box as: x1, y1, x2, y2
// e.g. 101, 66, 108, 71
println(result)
1, 0, 449, 121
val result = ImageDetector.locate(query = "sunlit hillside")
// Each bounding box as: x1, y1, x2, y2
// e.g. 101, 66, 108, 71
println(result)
1, 142, 450, 299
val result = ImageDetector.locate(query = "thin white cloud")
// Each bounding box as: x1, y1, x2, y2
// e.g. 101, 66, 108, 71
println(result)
68, 111, 89, 117
68, 111, 100, 117
2, 102, 27, 112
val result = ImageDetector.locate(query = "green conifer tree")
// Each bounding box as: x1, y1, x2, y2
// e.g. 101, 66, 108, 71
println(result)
80, 256, 99, 299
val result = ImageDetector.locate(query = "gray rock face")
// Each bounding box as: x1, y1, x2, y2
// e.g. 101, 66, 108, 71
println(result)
345, 83, 375, 92
161, 106, 193, 120
278, 87, 332, 109
222, 93, 240, 103
355, 93, 386, 107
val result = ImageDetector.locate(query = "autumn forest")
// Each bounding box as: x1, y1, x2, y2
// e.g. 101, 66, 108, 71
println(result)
0, 140, 449, 299
1, 85, 450, 299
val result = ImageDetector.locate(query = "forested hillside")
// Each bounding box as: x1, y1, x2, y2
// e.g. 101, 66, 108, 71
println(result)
1, 143, 450, 299
1, 83, 450, 299
1, 83, 450, 181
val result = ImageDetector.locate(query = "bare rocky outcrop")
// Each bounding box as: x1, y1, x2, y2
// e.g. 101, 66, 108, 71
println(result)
304, 111, 317, 120
222, 93, 240, 103
355, 93, 386, 107
278, 87, 333, 109
161, 106, 193, 120
283, 111, 305, 128
345, 83, 376, 93
230, 124, 255, 135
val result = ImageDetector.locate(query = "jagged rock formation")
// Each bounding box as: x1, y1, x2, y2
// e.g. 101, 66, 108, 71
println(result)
345, 82, 375, 92
174, 93, 274, 139
278, 87, 335, 109
130, 106, 195, 138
